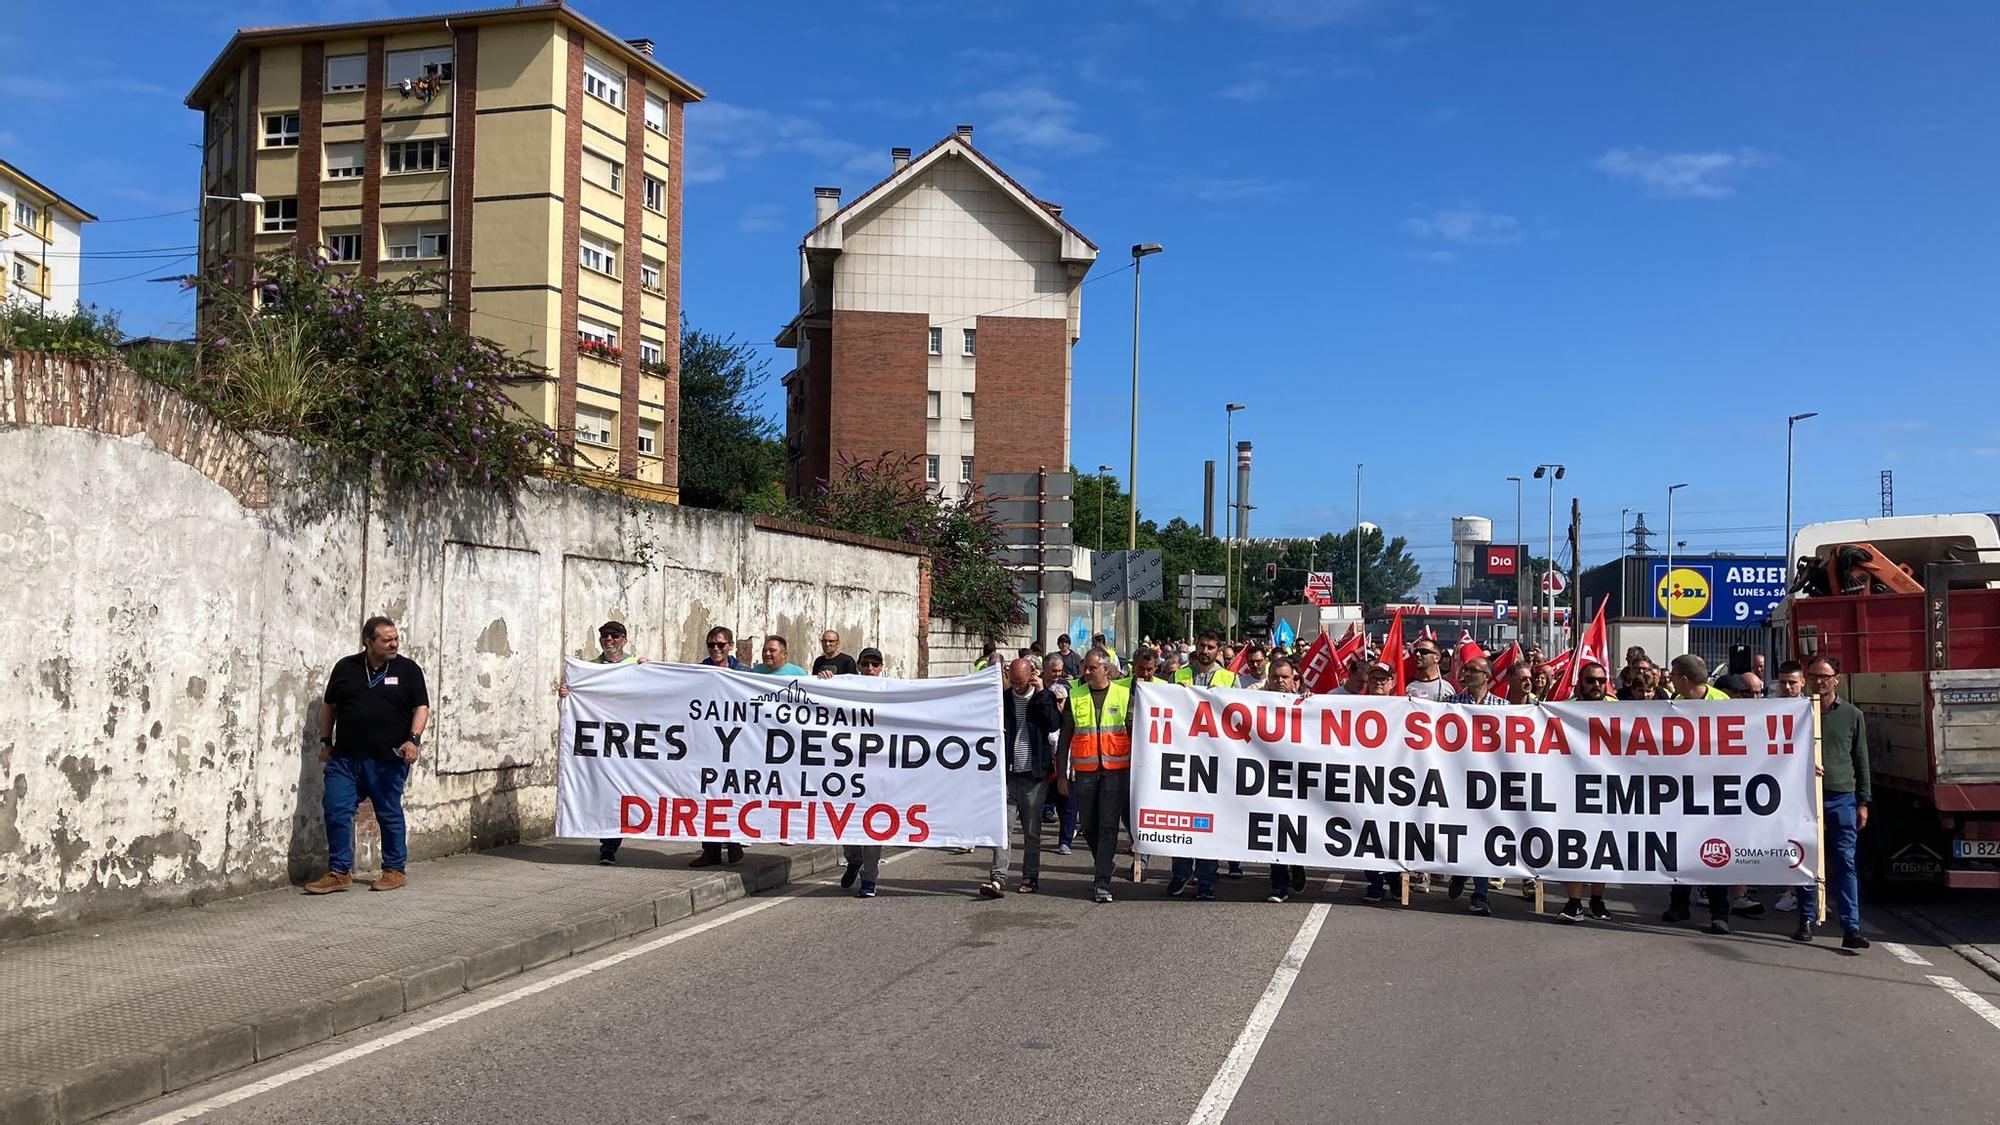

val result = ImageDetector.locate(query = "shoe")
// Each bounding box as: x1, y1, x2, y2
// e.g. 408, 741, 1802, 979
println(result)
1292, 873, 1309, 894
1094, 888, 1114, 904
1164, 877, 1189, 897
1588, 897, 1611, 920
858, 881, 877, 898
371, 869, 406, 892
978, 880, 1003, 899
304, 871, 351, 894
1661, 904, 1692, 924
950, 846, 975, 855
1842, 931, 1870, 952
1226, 864, 1244, 879
841, 863, 860, 889
1521, 877, 1538, 900
1447, 876, 1467, 900
1056, 844, 1072, 856
1491, 877, 1509, 891
1266, 891, 1291, 904
1559, 899, 1584, 923
725, 844, 744, 864
690, 853, 720, 868
597, 855, 617, 866
1731, 894, 1765, 918
1774, 892, 1799, 912
1706, 918, 1731, 935
1195, 890, 1217, 901
1041, 811, 1057, 823
1362, 887, 1387, 904
1468, 897, 1490, 917
1017, 880, 1038, 894
1411, 872, 1431, 893
1792, 922, 1813, 943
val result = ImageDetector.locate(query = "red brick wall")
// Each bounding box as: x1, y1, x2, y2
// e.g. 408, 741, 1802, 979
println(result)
969, 315, 1067, 484
448, 26, 479, 326
617, 68, 647, 477
360, 37, 385, 279
296, 41, 323, 254
825, 310, 929, 484
660, 94, 686, 493
554, 28, 585, 459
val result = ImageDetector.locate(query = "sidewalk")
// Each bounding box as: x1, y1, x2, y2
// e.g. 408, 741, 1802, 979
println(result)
1890, 896, 2000, 984
0, 839, 841, 1125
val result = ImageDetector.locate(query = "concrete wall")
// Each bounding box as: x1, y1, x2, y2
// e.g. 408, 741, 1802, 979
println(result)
0, 353, 924, 937
926, 617, 1032, 678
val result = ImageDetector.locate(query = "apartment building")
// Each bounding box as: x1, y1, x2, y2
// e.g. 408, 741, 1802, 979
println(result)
0, 159, 95, 313
776, 127, 1097, 501
186, 2, 700, 497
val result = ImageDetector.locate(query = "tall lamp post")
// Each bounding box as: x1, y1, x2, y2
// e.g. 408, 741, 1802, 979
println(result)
1619, 506, 1632, 618
1354, 463, 1364, 625
1533, 464, 1565, 653
1784, 412, 1819, 573
1095, 465, 1114, 556
1666, 482, 1689, 658
1223, 403, 1246, 641
1507, 475, 1523, 646
1126, 243, 1163, 647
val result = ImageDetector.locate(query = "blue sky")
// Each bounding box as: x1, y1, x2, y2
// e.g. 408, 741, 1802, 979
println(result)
6, 1, 1998, 591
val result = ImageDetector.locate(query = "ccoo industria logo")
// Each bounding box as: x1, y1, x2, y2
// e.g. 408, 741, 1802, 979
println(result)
1138, 808, 1215, 833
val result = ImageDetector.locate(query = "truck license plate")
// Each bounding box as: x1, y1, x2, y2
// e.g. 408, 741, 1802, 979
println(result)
1951, 839, 2000, 859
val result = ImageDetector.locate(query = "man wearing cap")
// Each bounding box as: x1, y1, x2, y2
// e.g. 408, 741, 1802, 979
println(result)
841, 650, 890, 896
557, 621, 646, 865
691, 626, 746, 867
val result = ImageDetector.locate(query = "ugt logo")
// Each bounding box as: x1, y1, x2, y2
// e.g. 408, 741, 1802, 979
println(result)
1699, 838, 1733, 868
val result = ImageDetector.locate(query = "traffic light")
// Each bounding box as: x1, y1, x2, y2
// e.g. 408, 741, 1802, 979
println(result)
1266, 562, 1278, 581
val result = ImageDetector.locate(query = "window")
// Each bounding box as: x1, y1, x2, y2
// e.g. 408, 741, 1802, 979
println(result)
925, 455, 940, 484
960, 456, 974, 485
15, 200, 42, 235
961, 393, 975, 419
640, 258, 662, 290
260, 197, 298, 233
576, 405, 615, 447
926, 391, 940, 419
638, 421, 658, 455
583, 150, 622, 193
962, 328, 977, 356
583, 58, 624, 108
577, 317, 618, 349
386, 47, 453, 85
12, 257, 37, 290
642, 176, 664, 213
325, 232, 361, 262
263, 113, 300, 147
384, 138, 450, 174
927, 326, 942, 355
579, 233, 618, 276
325, 142, 364, 179
384, 224, 448, 259
643, 94, 666, 134
326, 54, 366, 92
639, 339, 663, 365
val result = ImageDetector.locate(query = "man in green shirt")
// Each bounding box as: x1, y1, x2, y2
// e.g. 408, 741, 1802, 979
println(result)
1797, 656, 1871, 951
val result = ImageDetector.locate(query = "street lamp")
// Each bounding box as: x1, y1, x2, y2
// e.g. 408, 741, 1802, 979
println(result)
1785, 412, 1819, 574
1095, 465, 1114, 557
1619, 506, 1632, 618
203, 192, 265, 205
1506, 475, 1523, 645
1533, 464, 1565, 652
1666, 482, 1689, 657
1354, 463, 1364, 617
1126, 243, 1163, 647
1224, 402, 1246, 641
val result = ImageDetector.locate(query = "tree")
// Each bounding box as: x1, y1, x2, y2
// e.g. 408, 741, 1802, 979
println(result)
1231, 528, 1423, 627
676, 323, 785, 512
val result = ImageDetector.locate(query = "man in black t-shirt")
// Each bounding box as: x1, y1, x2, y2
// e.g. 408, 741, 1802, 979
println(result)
812, 629, 857, 678
307, 615, 430, 894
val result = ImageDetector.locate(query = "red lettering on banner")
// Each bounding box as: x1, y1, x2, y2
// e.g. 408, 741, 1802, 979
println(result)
1663, 717, 1696, 755
1540, 719, 1571, 755
1221, 703, 1254, 742
669, 797, 699, 836
1716, 715, 1747, 755
907, 805, 931, 843
621, 795, 653, 834
824, 801, 856, 836
1324, 708, 1389, 748
1628, 721, 1659, 755
863, 804, 900, 841
737, 800, 764, 839
1189, 702, 1220, 738
702, 800, 733, 837
772, 799, 802, 836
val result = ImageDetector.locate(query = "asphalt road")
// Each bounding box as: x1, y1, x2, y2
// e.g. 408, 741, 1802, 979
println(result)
113, 846, 2000, 1125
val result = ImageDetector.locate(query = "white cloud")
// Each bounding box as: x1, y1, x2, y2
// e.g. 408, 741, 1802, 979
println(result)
1403, 203, 1524, 245
739, 204, 786, 234
1593, 146, 1778, 200
683, 101, 876, 185
1228, 0, 1391, 31
974, 85, 1103, 153
1421, 249, 1458, 264
1179, 176, 1306, 202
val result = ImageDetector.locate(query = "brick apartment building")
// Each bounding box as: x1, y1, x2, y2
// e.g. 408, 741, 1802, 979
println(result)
776, 127, 1097, 501
186, 3, 699, 499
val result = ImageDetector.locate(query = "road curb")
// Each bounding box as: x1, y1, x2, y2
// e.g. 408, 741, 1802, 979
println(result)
0, 846, 842, 1125
1887, 904, 2000, 985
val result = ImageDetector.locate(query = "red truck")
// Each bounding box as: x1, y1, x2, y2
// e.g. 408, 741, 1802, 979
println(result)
1781, 514, 2000, 895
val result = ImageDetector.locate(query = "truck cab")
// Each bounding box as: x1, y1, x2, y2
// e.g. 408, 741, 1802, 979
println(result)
1780, 514, 2000, 895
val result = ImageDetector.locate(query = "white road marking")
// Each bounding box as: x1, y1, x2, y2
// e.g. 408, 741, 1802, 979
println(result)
1927, 975, 2000, 1032
1187, 903, 1330, 1125
137, 854, 915, 1124
1881, 942, 1933, 966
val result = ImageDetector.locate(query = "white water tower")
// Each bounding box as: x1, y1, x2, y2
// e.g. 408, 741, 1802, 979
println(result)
1451, 515, 1493, 595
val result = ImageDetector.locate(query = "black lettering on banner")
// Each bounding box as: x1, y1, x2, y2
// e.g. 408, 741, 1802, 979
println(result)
718, 725, 745, 763
573, 720, 600, 756
663, 725, 688, 759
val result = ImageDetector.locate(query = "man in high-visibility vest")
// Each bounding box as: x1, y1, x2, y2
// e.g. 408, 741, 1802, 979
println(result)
1173, 631, 1238, 688
1056, 652, 1134, 903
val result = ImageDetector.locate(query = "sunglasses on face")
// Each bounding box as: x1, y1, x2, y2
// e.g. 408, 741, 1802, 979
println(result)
707, 641, 730, 649
1581, 676, 1608, 685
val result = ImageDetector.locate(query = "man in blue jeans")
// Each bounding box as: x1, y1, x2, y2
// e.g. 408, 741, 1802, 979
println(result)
1796, 657, 1871, 952
308, 615, 429, 894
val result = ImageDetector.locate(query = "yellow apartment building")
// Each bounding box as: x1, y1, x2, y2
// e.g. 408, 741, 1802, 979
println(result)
186, 2, 700, 497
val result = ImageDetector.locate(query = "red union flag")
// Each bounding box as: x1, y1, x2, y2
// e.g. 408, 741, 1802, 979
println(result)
1558, 601, 1609, 701
1457, 630, 1484, 669
1298, 629, 1365, 694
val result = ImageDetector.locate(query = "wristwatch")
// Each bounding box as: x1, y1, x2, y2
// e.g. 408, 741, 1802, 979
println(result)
408, 732, 423, 746
319, 736, 332, 747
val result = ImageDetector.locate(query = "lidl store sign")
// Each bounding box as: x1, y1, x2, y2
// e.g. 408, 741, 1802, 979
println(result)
1649, 558, 1787, 625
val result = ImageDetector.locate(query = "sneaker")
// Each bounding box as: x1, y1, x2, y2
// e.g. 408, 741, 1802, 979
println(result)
1588, 897, 1611, 920
1266, 891, 1291, 904
840, 863, 860, 889
1094, 888, 1114, 904
1706, 918, 1731, 936
1661, 904, 1692, 924
1842, 931, 1870, 952
1195, 890, 1217, 902
1731, 894, 1765, 918
978, 880, 1003, 899
1559, 899, 1584, 923
690, 853, 720, 868
370, 869, 406, 892
858, 881, 877, 898
725, 844, 744, 864
1056, 844, 1072, 856
1411, 872, 1431, 893
1792, 921, 1813, 943
1291, 872, 1308, 895
1468, 897, 1491, 917
1491, 877, 1509, 891
1521, 877, 1538, 900
1362, 886, 1387, 904
950, 846, 975, 855
304, 871, 351, 894
1774, 891, 1799, 912
597, 855, 617, 866
1447, 875, 1467, 900
1226, 863, 1245, 879
1164, 877, 1189, 897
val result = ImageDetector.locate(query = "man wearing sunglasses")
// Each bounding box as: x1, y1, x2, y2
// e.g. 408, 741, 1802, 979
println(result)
1558, 661, 1616, 921
691, 626, 745, 868
1797, 657, 1870, 951
1405, 640, 1454, 702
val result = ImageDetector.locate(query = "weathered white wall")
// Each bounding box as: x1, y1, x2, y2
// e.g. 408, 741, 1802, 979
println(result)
0, 355, 925, 936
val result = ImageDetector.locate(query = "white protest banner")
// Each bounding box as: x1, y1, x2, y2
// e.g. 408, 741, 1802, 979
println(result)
557, 661, 1007, 848
1129, 683, 1821, 884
